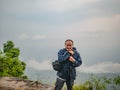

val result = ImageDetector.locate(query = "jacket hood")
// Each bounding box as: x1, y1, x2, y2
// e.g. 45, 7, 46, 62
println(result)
73, 47, 76, 50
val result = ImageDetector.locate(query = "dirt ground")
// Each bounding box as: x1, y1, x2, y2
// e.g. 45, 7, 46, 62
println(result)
0, 77, 54, 90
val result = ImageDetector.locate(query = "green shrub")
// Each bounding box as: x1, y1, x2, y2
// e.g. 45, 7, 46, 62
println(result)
0, 40, 27, 79
73, 74, 120, 90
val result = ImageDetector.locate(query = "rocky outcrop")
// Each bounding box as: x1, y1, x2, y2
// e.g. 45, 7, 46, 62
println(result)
0, 77, 53, 90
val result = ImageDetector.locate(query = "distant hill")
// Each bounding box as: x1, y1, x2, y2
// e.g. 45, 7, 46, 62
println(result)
25, 67, 120, 84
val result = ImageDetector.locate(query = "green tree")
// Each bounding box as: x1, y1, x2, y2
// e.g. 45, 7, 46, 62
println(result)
0, 40, 27, 79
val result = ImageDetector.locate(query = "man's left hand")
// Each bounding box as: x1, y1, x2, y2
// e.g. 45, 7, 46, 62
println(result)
69, 56, 75, 62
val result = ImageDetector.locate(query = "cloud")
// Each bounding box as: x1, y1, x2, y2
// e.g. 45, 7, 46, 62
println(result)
1, 0, 100, 13
27, 59, 52, 70
19, 34, 47, 40
26, 59, 120, 73
19, 33, 29, 40
32, 35, 46, 40
64, 14, 120, 34
39, 0, 99, 13
78, 62, 120, 73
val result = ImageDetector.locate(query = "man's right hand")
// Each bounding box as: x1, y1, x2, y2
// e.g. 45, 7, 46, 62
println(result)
68, 50, 74, 55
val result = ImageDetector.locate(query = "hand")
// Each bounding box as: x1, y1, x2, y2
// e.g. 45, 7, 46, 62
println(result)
69, 56, 75, 62
68, 50, 74, 55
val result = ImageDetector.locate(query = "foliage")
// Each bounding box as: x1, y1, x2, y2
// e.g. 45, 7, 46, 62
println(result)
73, 74, 120, 90
113, 75, 120, 85
73, 82, 93, 90
0, 40, 27, 79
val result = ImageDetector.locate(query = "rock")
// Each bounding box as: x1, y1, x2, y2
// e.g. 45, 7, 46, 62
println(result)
0, 77, 54, 90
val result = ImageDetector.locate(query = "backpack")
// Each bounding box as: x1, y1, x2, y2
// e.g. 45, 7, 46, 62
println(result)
52, 60, 63, 71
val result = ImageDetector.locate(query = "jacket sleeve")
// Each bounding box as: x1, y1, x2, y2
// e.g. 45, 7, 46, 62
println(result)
72, 52, 82, 67
58, 49, 70, 62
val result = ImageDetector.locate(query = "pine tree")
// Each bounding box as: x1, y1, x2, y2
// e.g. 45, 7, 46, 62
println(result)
0, 40, 27, 79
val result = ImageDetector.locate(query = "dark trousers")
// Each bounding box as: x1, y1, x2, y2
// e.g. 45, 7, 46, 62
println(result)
54, 78, 74, 90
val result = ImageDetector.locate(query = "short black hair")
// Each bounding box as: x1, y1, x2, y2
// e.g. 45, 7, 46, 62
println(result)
65, 39, 74, 44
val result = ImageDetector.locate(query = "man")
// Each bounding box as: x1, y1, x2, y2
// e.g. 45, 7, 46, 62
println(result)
54, 39, 82, 90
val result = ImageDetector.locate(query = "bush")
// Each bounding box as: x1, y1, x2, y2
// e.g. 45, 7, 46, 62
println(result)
0, 40, 27, 79
73, 74, 120, 90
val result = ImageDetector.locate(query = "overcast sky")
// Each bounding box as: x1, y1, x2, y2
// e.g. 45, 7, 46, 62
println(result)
0, 0, 120, 73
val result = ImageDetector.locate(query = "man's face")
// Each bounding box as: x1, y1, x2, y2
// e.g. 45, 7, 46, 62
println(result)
65, 41, 73, 51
